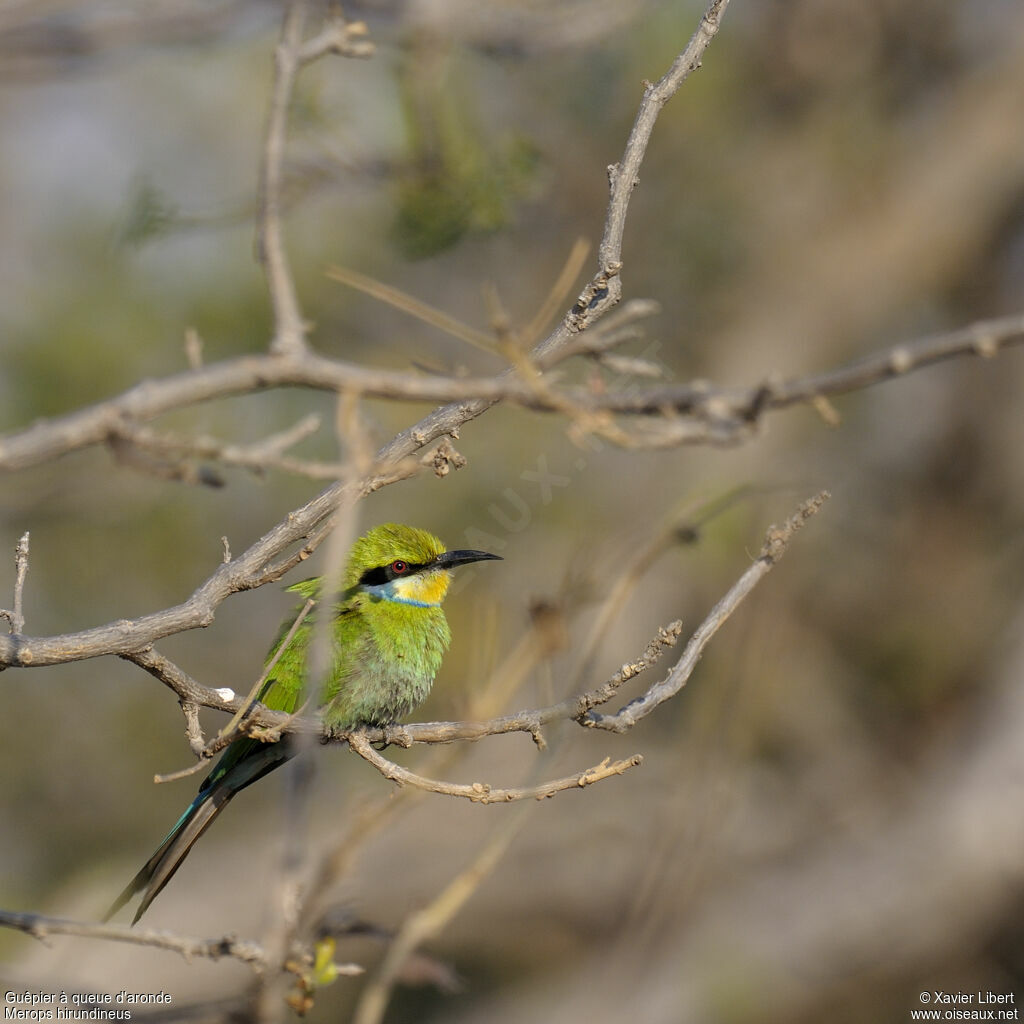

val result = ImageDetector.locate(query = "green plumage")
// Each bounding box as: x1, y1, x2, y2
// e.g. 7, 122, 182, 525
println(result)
106, 523, 499, 924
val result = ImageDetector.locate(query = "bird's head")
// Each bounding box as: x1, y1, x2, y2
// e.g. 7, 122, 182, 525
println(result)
346, 523, 501, 608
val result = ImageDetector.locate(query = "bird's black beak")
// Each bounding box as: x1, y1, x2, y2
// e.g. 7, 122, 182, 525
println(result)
434, 549, 503, 569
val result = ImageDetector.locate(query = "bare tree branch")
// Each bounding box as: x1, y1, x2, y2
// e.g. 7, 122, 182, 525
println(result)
579, 0, 731, 331
347, 731, 643, 804
0, 908, 268, 970
108, 492, 828, 755
585, 490, 831, 731
373, 0, 734, 466
257, 0, 310, 356
0, 439, 444, 669
103, 491, 824, 765
116, 611, 684, 747
110, 414, 346, 482
2, 308, 1021, 477
0, 489, 826, 1004
0, 0, 739, 677
256, 2, 375, 360
297, 11, 375, 65
1, 0, 1016, 1010
0, 532, 30, 635
0, 907, 367, 1002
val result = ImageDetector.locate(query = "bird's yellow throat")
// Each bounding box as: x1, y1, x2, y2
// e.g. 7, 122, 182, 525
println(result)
390, 569, 451, 608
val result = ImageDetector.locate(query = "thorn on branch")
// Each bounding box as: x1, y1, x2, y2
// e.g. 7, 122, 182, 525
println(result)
811, 394, 841, 427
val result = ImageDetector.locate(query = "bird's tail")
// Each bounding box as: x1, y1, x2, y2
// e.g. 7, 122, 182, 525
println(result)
105, 742, 290, 925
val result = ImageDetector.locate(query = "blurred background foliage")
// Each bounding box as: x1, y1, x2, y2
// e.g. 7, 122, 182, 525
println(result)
1, 0, 1023, 1021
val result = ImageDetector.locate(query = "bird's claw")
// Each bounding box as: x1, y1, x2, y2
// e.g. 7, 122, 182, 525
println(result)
374, 722, 412, 751
322, 722, 349, 744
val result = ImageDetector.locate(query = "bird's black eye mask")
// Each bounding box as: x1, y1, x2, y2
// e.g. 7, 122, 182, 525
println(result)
358, 559, 429, 587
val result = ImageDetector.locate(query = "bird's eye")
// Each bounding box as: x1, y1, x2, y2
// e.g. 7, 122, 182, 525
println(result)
391, 560, 408, 574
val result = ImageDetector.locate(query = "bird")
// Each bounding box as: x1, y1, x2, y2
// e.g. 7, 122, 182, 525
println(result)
106, 523, 501, 924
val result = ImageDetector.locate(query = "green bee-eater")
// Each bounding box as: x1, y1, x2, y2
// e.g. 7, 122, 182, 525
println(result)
106, 523, 501, 923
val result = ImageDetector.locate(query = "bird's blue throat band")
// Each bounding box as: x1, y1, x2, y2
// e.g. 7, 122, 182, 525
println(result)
383, 594, 440, 608
362, 580, 441, 609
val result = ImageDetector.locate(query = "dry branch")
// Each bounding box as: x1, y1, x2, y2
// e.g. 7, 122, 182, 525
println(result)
257, 0, 309, 356
0, 909, 269, 969
0, 0, 738, 675
0, 532, 30, 635
116, 610, 685, 748
0, 440, 435, 670
373, 0, 733, 464
103, 491, 826, 755
586, 491, 830, 731
348, 731, 642, 804
1, 309, 1021, 477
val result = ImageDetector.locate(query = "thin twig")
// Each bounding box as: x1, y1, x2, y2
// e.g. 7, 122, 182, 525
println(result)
257, 0, 309, 356
115, 494, 824, 747
569, 490, 748, 692
374, 0, 734, 463
297, 12, 375, 64
0, 909, 269, 969
586, 491, 831, 732
0, 0, 746, 679
389, 618, 686, 747
111, 415, 343, 481
0, 907, 365, 982
184, 327, 204, 369
564, 0, 732, 337
5, 303, 1018, 480
0, 532, 30, 635
151, 594, 315, 789
231, 598, 316, 743
117, 612, 682, 745
522, 236, 592, 345
325, 265, 497, 353
347, 732, 642, 804
257, 6, 374, 361
543, 297, 662, 364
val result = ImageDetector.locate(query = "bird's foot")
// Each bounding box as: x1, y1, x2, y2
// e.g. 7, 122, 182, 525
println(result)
322, 721, 350, 744
376, 722, 412, 750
